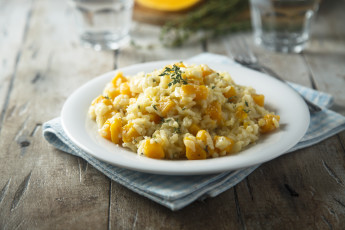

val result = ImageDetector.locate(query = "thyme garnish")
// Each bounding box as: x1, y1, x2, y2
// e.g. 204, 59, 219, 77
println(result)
152, 104, 158, 111
159, 64, 187, 87
174, 126, 181, 134
228, 96, 237, 102
160, 0, 251, 47
205, 146, 209, 153
161, 118, 172, 124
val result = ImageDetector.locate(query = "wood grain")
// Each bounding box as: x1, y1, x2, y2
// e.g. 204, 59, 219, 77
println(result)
0, 0, 344, 229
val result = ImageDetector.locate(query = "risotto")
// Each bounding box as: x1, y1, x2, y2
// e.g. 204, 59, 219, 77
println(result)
88, 62, 280, 160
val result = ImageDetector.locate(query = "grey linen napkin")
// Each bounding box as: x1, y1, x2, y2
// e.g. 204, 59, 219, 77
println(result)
43, 53, 345, 211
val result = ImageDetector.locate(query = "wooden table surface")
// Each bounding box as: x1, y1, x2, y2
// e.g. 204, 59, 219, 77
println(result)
1, 0, 345, 229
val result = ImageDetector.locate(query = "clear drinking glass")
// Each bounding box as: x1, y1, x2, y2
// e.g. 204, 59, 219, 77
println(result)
68, 0, 134, 51
249, 0, 320, 53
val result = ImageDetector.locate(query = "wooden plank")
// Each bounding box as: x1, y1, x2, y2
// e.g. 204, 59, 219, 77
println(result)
109, 23, 242, 229
305, 0, 345, 115
0, 0, 32, 133
205, 0, 345, 228
0, 0, 114, 228
0, 0, 344, 228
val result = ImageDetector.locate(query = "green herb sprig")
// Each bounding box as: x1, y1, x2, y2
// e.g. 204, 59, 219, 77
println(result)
160, 0, 251, 47
159, 64, 187, 87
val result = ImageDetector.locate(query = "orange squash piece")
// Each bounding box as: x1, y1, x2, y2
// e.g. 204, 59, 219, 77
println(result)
188, 123, 201, 136
196, 130, 213, 156
106, 88, 120, 99
181, 85, 208, 101
158, 97, 176, 117
260, 114, 280, 133
112, 72, 127, 88
148, 113, 162, 124
143, 139, 165, 159
206, 101, 222, 122
235, 106, 248, 120
184, 136, 207, 160
223, 86, 237, 102
100, 120, 111, 140
122, 123, 140, 143
110, 118, 122, 144
120, 82, 131, 96
91, 95, 112, 106
252, 94, 265, 107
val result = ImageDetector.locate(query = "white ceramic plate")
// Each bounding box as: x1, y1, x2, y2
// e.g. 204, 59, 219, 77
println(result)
61, 60, 310, 175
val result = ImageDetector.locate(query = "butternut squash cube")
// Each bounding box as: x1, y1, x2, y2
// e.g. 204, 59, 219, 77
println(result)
100, 120, 111, 140
188, 123, 201, 136
181, 85, 208, 101
106, 88, 120, 100
91, 95, 112, 106
252, 94, 265, 107
206, 101, 222, 122
184, 136, 207, 160
110, 118, 122, 144
112, 72, 127, 87
260, 114, 280, 133
122, 123, 140, 143
196, 130, 213, 156
196, 130, 211, 145
120, 82, 131, 96
201, 65, 214, 77
143, 139, 165, 159
235, 106, 248, 120
223, 86, 237, 102
91, 95, 105, 106
148, 113, 162, 124
175, 62, 186, 68
158, 97, 176, 117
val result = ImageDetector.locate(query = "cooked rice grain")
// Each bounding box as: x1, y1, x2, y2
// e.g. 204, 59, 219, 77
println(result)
89, 63, 280, 160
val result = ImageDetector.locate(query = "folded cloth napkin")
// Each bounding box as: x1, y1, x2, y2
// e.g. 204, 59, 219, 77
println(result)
43, 53, 345, 211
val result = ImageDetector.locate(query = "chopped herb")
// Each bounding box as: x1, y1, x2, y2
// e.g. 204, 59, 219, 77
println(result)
104, 95, 110, 100
182, 107, 186, 110
245, 101, 249, 107
173, 127, 181, 134
153, 79, 156, 82
159, 64, 187, 87
138, 105, 141, 109
152, 104, 158, 111
243, 109, 251, 113
228, 96, 237, 102
161, 118, 172, 124
205, 146, 209, 153
212, 86, 216, 89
